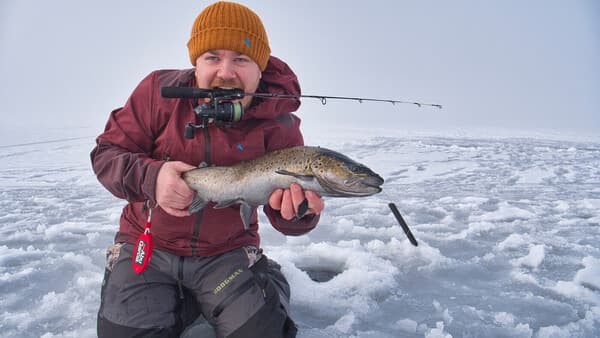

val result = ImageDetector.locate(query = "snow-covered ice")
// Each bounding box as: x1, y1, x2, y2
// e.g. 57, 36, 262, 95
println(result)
1, 127, 599, 337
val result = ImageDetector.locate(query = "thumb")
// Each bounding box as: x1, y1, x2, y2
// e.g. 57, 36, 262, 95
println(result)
168, 161, 197, 173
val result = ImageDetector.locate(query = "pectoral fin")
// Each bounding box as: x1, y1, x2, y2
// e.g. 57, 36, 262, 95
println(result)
239, 202, 255, 230
275, 170, 314, 181
189, 194, 208, 214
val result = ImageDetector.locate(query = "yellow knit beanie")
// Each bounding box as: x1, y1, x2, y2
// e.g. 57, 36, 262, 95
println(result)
187, 1, 271, 71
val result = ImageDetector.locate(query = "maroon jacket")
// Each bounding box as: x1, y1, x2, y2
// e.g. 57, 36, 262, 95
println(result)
91, 56, 319, 256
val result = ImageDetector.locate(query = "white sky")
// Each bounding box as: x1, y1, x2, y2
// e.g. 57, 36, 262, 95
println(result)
1, 0, 599, 137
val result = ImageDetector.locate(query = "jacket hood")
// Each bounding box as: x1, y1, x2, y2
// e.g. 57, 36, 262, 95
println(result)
243, 55, 301, 120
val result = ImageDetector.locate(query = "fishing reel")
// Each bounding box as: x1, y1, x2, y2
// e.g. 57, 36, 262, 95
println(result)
184, 99, 243, 137
160, 87, 245, 138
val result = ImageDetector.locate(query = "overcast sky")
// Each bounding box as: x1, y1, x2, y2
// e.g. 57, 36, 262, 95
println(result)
1, 0, 599, 140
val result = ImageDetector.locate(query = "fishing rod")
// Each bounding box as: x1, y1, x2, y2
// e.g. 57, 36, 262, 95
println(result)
161, 87, 443, 108
160, 87, 442, 138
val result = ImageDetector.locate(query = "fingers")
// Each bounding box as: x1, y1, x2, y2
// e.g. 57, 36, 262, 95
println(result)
169, 161, 197, 172
269, 189, 284, 210
268, 188, 294, 220
156, 161, 195, 217
269, 183, 324, 220
280, 188, 295, 220
289, 183, 307, 216
305, 190, 325, 215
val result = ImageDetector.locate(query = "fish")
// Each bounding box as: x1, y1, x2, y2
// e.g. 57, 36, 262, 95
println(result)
182, 146, 384, 228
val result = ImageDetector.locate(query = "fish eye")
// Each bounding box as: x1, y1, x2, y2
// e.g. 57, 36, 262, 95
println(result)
347, 163, 369, 174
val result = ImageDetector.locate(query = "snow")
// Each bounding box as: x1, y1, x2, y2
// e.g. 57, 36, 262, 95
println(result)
1, 127, 600, 337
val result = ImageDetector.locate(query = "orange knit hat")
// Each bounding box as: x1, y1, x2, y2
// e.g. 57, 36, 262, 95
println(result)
187, 1, 271, 71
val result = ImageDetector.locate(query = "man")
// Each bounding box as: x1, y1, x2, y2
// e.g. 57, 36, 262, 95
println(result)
91, 2, 324, 337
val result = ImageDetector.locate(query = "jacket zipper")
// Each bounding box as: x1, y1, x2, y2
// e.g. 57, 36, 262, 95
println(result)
190, 123, 212, 256
203, 123, 212, 167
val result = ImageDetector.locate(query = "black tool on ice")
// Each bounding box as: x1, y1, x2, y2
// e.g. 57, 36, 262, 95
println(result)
389, 203, 418, 247
161, 87, 443, 138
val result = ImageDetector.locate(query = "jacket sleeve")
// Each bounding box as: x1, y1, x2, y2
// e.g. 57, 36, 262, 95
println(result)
90, 71, 164, 204
264, 206, 320, 236
262, 113, 320, 236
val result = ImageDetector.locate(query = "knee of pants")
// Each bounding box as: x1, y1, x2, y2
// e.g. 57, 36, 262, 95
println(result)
99, 275, 202, 338
212, 256, 297, 338
98, 244, 181, 333
98, 313, 183, 338
228, 276, 297, 338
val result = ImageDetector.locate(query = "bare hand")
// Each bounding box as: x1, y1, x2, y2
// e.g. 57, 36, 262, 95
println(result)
156, 161, 196, 217
268, 182, 324, 220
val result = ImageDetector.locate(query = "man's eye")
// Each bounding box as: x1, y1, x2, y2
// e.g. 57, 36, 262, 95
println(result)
234, 57, 250, 63
205, 56, 219, 62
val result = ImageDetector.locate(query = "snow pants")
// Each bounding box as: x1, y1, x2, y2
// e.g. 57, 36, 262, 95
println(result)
97, 243, 297, 338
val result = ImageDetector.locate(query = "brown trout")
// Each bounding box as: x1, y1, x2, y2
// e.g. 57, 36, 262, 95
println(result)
183, 146, 384, 228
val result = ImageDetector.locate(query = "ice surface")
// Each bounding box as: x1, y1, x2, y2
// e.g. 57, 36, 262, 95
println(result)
1, 128, 599, 337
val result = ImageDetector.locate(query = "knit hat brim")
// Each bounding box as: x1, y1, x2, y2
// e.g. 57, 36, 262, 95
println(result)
187, 2, 271, 71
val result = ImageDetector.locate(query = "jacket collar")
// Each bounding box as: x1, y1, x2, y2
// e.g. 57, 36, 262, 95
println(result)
243, 55, 301, 120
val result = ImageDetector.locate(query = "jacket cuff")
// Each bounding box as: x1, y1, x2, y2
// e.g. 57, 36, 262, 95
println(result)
141, 160, 165, 205
263, 205, 320, 236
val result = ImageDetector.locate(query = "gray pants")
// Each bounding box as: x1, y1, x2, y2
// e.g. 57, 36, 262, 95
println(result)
97, 243, 296, 338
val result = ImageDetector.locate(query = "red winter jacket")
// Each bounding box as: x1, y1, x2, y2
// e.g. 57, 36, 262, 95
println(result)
91, 56, 319, 256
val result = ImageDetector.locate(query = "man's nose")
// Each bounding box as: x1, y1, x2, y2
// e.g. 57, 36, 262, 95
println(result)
216, 60, 236, 80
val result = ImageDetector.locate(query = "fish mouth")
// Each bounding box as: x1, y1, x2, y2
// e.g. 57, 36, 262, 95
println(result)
356, 175, 385, 189
317, 174, 384, 197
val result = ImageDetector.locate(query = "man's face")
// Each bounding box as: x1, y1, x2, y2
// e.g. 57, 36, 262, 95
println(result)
194, 49, 262, 108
